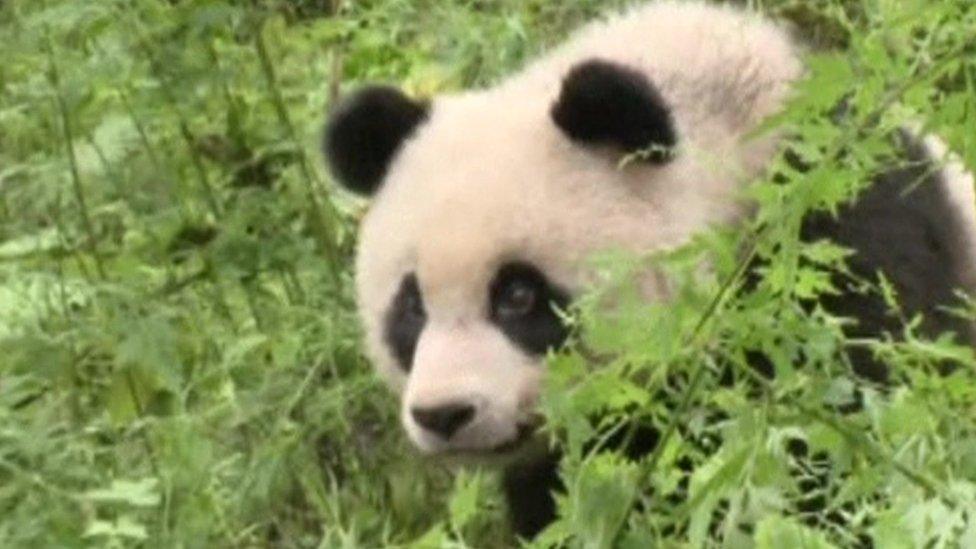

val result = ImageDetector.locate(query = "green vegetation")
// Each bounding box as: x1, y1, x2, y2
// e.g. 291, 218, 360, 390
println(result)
1, 0, 974, 547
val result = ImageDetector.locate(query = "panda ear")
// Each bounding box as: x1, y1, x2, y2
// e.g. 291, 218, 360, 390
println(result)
551, 59, 676, 163
323, 86, 429, 196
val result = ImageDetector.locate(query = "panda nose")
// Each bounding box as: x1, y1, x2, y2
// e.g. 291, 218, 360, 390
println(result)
411, 402, 476, 440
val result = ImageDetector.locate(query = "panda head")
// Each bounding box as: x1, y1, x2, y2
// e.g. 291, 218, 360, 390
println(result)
325, 13, 798, 457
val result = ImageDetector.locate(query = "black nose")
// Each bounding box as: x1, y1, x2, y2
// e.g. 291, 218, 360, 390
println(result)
411, 402, 476, 440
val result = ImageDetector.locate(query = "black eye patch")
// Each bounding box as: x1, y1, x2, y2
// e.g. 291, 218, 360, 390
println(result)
384, 273, 426, 372
488, 263, 572, 356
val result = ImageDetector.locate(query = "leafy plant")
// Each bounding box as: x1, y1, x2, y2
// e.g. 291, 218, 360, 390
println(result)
1, 0, 974, 547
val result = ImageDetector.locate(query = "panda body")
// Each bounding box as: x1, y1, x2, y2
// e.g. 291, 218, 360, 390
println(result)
324, 0, 976, 539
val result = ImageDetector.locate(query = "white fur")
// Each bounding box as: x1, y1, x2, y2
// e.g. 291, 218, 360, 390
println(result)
922, 135, 976, 290
920, 135, 976, 342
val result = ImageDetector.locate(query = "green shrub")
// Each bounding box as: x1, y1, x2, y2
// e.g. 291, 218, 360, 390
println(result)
1, 0, 974, 547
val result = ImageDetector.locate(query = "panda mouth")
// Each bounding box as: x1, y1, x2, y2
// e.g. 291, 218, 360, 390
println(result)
440, 422, 538, 459
486, 423, 537, 454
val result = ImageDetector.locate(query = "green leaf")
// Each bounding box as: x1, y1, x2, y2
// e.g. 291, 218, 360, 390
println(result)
754, 515, 838, 549
83, 478, 160, 508
448, 471, 483, 530
408, 524, 448, 549
871, 509, 914, 549
83, 515, 149, 540
562, 454, 638, 549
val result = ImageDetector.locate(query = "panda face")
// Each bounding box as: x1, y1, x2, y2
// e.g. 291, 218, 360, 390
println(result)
388, 263, 571, 455
352, 91, 695, 455
347, 87, 759, 455
326, 2, 803, 457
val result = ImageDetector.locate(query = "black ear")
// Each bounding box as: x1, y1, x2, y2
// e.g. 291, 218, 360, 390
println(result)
551, 59, 676, 163
324, 86, 429, 195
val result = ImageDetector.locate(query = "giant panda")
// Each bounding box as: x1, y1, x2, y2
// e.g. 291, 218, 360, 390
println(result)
322, 0, 976, 539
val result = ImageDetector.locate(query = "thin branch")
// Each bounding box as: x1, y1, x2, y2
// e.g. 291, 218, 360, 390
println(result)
254, 25, 341, 282
643, 239, 761, 474
43, 29, 106, 280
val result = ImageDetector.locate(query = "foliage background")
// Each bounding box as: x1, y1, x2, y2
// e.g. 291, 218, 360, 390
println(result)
1, 0, 974, 547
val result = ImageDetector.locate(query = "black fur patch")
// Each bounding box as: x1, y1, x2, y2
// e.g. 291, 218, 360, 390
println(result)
502, 422, 659, 540
502, 454, 561, 540
551, 59, 676, 162
801, 131, 974, 382
488, 262, 572, 356
384, 273, 427, 372
323, 86, 428, 195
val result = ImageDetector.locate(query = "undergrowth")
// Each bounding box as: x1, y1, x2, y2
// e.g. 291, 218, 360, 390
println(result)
1, 0, 974, 547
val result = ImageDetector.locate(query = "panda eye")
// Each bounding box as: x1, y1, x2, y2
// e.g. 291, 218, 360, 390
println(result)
402, 281, 425, 318
495, 279, 538, 319
384, 273, 427, 372
488, 262, 572, 356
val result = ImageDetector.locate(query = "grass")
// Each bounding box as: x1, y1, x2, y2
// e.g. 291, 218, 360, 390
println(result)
1, 0, 975, 547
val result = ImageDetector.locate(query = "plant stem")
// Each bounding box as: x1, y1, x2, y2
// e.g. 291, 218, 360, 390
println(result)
127, 16, 222, 220
125, 370, 161, 476
120, 89, 162, 171
254, 26, 341, 282
793, 401, 954, 505
643, 239, 761, 474
44, 30, 106, 280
